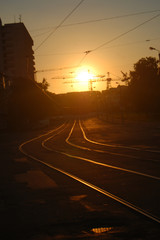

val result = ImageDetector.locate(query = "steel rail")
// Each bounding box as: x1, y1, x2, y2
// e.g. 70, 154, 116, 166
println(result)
60, 121, 160, 181
19, 128, 160, 224
19, 121, 70, 156
79, 120, 160, 154
66, 120, 160, 163
19, 122, 67, 149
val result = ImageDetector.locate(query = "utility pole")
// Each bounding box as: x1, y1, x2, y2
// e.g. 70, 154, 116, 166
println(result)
149, 46, 160, 75
106, 72, 112, 90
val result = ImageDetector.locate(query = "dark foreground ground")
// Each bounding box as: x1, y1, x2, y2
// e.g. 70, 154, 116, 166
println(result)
0, 117, 160, 240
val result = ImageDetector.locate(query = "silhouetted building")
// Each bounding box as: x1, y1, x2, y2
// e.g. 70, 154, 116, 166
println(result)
0, 18, 35, 89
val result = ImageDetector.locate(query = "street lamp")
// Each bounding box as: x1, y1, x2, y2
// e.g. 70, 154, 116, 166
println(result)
149, 46, 160, 75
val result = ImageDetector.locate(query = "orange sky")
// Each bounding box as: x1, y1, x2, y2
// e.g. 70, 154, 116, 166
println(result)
1, 0, 160, 93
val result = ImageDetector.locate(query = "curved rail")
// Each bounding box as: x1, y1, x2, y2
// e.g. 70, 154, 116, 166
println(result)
19, 122, 160, 224
63, 121, 160, 181
19, 121, 69, 158
79, 120, 160, 154
66, 120, 160, 163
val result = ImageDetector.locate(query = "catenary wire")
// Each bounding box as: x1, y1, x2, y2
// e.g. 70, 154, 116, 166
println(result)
35, 11, 160, 78
91, 13, 160, 52
62, 9, 160, 28
35, 37, 160, 58
35, 0, 86, 51
76, 13, 160, 67
30, 9, 160, 33
35, 35, 160, 74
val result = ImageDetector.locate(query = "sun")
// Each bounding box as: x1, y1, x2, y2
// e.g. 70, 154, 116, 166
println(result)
76, 70, 94, 83
74, 68, 96, 91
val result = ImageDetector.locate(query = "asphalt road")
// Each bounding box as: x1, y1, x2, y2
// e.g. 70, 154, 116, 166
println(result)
1, 117, 160, 239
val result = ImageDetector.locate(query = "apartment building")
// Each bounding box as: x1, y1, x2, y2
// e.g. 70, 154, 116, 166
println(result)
0, 18, 35, 89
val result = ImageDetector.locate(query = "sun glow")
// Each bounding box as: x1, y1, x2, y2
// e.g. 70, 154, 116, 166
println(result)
75, 68, 96, 91
76, 70, 94, 83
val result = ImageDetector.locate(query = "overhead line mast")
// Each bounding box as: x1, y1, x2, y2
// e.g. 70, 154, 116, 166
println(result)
63, 72, 121, 91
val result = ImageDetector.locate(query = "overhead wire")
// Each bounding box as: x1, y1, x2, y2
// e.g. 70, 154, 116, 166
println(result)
77, 12, 160, 66
77, 50, 91, 66
62, 9, 160, 28
35, 0, 85, 51
35, 12, 160, 75
35, 36, 160, 58
35, 51, 82, 57
103, 39, 154, 50
30, 9, 160, 33
36, 65, 79, 73
35, 6, 160, 89
92, 13, 160, 52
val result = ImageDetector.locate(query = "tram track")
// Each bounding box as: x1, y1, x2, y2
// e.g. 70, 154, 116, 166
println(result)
43, 121, 160, 181
19, 118, 160, 225
79, 120, 160, 154
66, 120, 160, 163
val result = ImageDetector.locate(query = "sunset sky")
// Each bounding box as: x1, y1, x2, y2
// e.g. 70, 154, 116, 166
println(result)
1, 0, 160, 94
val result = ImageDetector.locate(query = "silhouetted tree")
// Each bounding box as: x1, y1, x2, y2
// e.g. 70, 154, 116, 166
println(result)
121, 71, 130, 86
130, 57, 158, 86
37, 78, 49, 91
128, 57, 160, 113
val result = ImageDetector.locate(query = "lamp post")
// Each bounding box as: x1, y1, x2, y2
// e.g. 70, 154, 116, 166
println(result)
149, 46, 160, 75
